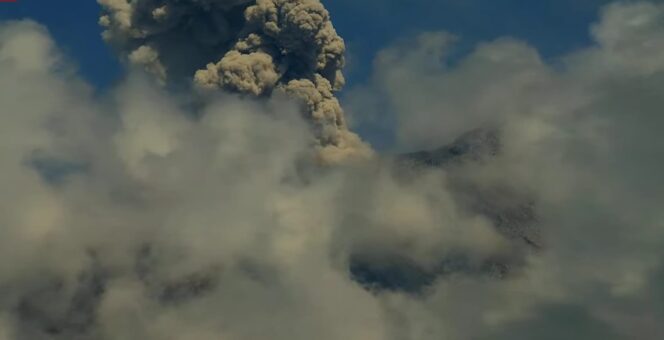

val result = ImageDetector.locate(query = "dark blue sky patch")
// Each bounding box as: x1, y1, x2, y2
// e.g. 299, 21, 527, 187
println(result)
348, 253, 513, 295
29, 155, 88, 185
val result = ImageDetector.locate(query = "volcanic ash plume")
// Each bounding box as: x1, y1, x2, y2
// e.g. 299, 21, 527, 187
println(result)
98, 0, 374, 163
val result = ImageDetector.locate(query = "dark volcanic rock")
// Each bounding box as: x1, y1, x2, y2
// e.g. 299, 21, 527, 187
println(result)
400, 128, 539, 247
400, 129, 500, 167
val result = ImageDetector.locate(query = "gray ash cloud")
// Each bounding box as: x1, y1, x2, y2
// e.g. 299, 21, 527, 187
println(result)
99, 0, 372, 163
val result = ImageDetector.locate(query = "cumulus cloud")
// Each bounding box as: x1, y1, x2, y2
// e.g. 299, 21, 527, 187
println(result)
344, 1, 664, 338
2, 1, 664, 339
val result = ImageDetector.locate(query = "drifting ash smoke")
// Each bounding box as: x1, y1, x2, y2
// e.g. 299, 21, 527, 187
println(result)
1, 1, 664, 340
0, 5, 516, 338
98, 0, 372, 163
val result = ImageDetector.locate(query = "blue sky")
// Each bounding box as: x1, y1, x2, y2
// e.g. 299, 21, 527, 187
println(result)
0, 0, 622, 90
0, 0, 120, 89
326, 0, 613, 83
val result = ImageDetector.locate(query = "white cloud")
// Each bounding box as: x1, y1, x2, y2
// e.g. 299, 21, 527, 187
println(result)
343, 1, 664, 339
2, 1, 664, 339
0, 18, 511, 340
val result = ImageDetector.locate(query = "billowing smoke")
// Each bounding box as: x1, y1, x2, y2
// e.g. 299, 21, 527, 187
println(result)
0, 16, 516, 340
1, 1, 664, 339
98, 0, 373, 163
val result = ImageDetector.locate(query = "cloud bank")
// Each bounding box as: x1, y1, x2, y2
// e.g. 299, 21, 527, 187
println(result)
0, 1, 663, 339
